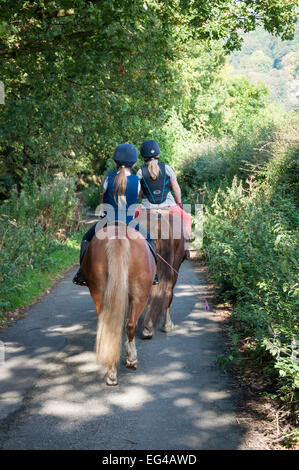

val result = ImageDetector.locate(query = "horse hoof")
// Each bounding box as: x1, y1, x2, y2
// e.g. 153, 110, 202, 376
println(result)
106, 374, 118, 386
141, 328, 153, 340
126, 360, 137, 370
161, 322, 174, 333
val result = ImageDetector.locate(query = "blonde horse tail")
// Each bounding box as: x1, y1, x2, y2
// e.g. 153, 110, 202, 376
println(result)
96, 238, 130, 366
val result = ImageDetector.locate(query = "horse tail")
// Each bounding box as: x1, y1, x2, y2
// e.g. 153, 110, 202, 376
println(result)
96, 238, 130, 366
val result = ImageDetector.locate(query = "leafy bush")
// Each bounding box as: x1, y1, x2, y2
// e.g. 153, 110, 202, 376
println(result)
83, 184, 101, 211
259, 117, 299, 202
0, 177, 80, 312
181, 112, 299, 409
203, 176, 298, 400
178, 104, 287, 195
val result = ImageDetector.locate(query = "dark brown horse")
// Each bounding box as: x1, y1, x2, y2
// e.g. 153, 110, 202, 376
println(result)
81, 223, 155, 385
135, 210, 188, 339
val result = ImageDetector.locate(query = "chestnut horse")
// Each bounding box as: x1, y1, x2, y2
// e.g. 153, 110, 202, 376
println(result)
135, 210, 188, 339
81, 223, 155, 385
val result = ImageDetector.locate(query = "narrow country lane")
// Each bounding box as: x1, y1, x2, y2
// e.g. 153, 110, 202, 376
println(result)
0, 261, 247, 450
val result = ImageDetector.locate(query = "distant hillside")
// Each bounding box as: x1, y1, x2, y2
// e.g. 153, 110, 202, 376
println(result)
229, 26, 299, 110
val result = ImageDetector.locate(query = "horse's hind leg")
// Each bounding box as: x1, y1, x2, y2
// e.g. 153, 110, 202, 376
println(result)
90, 291, 102, 318
126, 337, 137, 369
141, 308, 154, 340
126, 314, 138, 369
106, 362, 118, 386
161, 289, 175, 333
161, 307, 174, 333
126, 300, 147, 369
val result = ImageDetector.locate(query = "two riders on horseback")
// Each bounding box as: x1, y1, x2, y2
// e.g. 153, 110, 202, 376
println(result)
72, 139, 191, 287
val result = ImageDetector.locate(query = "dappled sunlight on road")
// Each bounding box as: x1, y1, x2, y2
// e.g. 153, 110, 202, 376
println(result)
0, 263, 246, 450
48, 324, 85, 334
107, 386, 153, 410
41, 400, 111, 420
76, 290, 90, 296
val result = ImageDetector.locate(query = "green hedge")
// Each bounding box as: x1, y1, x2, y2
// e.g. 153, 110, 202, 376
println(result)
0, 177, 81, 313
204, 178, 298, 394
179, 111, 299, 408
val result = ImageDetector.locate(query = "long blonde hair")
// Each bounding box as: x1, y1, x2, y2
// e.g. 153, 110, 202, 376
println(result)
147, 158, 161, 180
114, 165, 128, 207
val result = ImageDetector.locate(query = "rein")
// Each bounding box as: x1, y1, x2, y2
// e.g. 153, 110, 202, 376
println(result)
156, 253, 210, 311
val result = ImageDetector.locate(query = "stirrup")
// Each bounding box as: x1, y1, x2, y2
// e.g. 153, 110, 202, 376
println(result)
72, 271, 87, 286
153, 273, 160, 285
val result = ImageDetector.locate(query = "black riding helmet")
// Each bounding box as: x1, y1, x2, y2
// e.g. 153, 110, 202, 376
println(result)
140, 140, 160, 159
113, 143, 138, 167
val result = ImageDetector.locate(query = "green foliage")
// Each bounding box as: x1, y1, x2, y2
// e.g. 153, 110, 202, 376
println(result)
259, 116, 299, 202
230, 25, 299, 72
244, 50, 274, 72
195, 117, 299, 402
0, 176, 80, 312
224, 76, 269, 133
177, 105, 299, 407
205, 179, 298, 392
0, 234, 81, 315
177, 103, 287, 207
229, 25, 299, 108
83, 184, 101, 211
0, 1, 297, 197
0, 0, 297, 416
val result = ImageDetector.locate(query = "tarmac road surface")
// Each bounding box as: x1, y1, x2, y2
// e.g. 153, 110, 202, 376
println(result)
0, 261, 247, 450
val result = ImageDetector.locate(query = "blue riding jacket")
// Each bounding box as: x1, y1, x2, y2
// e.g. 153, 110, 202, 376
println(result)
80, 170, 157, 264
103, 171, 139, 225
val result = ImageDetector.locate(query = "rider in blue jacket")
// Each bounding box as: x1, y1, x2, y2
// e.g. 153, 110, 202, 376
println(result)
73, 143, 158, 286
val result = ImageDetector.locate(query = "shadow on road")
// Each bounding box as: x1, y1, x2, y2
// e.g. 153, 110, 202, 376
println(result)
0, 262, 246, 450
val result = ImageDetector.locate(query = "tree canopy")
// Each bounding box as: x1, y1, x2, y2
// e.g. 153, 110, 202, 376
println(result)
0, 1, 297, 195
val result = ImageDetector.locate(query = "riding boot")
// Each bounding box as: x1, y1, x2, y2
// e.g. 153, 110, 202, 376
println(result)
72, 239, 90, 286
145, 237, 160, 284
79, 239, 90, 264
72, 268, 87, 286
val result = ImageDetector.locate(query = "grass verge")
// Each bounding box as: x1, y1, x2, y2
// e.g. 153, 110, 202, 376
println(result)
0, 232, 81, 328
